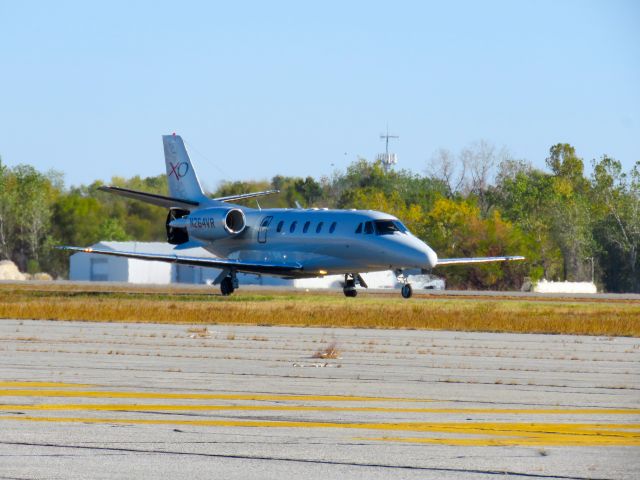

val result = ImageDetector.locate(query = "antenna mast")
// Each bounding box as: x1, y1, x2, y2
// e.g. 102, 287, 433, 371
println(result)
377, 126, 399, 172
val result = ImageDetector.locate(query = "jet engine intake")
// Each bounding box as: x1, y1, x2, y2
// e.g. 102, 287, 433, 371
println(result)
224, 208, 246, 234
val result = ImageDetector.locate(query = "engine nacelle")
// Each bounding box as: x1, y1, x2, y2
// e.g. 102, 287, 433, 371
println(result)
186, 207, 246, 241
166, 208, 190, 245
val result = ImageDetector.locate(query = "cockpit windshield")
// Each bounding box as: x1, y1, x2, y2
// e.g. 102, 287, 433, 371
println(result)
374, 220, 408, 235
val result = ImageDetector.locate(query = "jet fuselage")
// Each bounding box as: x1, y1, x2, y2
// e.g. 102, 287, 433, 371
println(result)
185, 207, 438, 277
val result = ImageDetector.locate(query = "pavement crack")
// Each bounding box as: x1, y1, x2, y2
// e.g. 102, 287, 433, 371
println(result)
0, 441, 618, 480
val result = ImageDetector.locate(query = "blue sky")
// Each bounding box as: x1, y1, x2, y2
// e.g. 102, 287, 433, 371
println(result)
1, 1, 638, 191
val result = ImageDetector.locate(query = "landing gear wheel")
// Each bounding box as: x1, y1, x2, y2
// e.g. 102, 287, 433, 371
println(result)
220, 277, 235, 296
343, 275, 357, 297
401, 283, 413, 299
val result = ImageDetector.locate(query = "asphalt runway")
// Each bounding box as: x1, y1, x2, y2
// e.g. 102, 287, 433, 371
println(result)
0, 320, 638, 479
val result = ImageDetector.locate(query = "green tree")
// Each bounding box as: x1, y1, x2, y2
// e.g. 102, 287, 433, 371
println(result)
491, 159, 562, 280
292, 176, 324, 206
0, 157, 15, 260
51, 192, 130, 243
591, 157, 640, 292
270, 175, 323, 208
424, 197, 532, 289
105, 175, 168, 241
97, 218, 129, 241
546, 143, 589, 192
335, 158, 446, 212
545, 144, 593, 281
6, 165, 60, 271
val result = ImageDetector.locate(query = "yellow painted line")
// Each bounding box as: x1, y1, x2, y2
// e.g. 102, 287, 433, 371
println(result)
0, 382, 92, 388
360, 435, 640, 447
0, 389, 429, 403
2, 403, 640, 416
1, 416, 638, 446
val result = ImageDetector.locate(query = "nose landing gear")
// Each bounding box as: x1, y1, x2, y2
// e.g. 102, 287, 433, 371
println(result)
396, 270, 413, 299
401, 283, 413, 299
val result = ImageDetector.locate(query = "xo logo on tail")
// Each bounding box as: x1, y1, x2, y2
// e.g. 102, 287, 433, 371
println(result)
169, 161, 189, 180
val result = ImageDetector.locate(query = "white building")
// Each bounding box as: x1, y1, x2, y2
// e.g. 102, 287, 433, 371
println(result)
70, 241, 444, 290
69, 241, 294, 285
69, 242, 220, 284
533, 279, 597, 294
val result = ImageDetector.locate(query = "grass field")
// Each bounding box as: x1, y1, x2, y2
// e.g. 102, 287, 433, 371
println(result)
1, 282, 638, 336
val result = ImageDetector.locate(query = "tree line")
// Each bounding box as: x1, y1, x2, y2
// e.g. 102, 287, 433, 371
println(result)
0, 142, 638, 292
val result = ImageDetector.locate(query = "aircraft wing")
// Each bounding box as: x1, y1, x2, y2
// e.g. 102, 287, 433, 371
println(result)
58, 246, 303, 276
98, 186, 199, 209
437, 256, 525, 266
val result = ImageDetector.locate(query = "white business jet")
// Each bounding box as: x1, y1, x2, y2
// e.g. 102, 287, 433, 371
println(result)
60, 134, 524, 298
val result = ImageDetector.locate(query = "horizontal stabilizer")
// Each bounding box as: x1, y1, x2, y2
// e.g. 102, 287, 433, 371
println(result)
437, 256, 525, 266
100, 185, 279, 209
57, 246, 303, 276
98, 186, 200, 209
213, 190, 280, 203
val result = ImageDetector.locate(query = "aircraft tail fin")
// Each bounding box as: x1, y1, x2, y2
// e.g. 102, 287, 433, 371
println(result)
163, 134, 208, 203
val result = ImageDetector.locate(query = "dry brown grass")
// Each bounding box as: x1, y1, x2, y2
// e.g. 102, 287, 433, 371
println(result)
186, 326, 211, 338
0, 283, 638, 336
313, 342, 341, 359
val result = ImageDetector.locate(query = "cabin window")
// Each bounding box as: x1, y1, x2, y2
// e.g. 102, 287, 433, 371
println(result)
329, 222, 337, 233
355, 223, 362, 234
303, 221, 311, 233
364, 221, 374, 234
316, 222, 324, 233
276, 220, 284, 233
290, 221, 297, 233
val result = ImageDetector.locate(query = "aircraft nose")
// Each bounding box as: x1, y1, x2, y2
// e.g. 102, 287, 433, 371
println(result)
402, 239, 438, 269
425, 245, 438, 269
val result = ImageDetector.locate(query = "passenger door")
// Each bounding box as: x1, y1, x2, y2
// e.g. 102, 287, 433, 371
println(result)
257, 216, 273, 244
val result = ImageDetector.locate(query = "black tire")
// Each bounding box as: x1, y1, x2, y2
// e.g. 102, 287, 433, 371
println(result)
401, 283, 413, 299
343, 288, 357, 298
220, 277, 234, 296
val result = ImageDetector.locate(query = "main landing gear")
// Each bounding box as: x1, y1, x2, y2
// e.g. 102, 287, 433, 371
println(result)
342, 273, 368, 298
343, 276, 357, 297
217, 269, 238, 296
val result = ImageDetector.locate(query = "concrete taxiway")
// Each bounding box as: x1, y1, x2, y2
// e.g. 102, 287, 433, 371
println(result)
0, 320, 638, 479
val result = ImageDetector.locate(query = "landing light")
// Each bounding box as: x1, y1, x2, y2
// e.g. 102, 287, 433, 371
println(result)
318, 269, 327, 275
